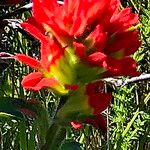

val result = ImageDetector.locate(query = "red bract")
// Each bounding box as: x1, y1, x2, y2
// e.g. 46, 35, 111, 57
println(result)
74, 30, 140, 77
86, 81, 112, 115
86, 52, 140, 77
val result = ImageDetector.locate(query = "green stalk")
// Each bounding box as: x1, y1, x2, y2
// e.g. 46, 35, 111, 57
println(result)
122, 109, 140, 138
28, 121, 36, 150
19, 121, 28, 150
144, 93, 150, 105
41, 123, 66, 150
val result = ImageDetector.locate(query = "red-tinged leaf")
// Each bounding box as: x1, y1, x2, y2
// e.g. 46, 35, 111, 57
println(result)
15, 54, 41, 69
0, 97, 42, 119
0, 96, 49, 145
0, 97, 25, 119
19, 108, 36, 118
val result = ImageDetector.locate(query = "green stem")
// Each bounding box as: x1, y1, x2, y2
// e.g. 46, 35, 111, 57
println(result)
41, 123, 66, 150
122, 109, 140, 138
19, 121, 28, 150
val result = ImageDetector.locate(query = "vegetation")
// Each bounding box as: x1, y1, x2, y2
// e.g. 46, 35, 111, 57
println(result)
0, 0, 149, 149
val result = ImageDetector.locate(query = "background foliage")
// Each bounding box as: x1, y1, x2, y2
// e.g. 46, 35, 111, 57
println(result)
0, 0, 149, 150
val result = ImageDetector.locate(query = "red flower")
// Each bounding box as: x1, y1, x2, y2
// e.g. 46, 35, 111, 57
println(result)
14, 0, 141, 130
15, 0, 141, 95
20, 0, 140, 80
86, 52, 140, 77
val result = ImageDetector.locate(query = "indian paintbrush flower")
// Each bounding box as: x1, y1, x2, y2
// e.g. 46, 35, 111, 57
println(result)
15, 0, 140, 93
15, 0, 141, 130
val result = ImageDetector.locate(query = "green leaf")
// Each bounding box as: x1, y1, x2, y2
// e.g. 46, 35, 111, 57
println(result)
0, 97, 49, 146
0, 97, 26, 119
59, 139, 82, 150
